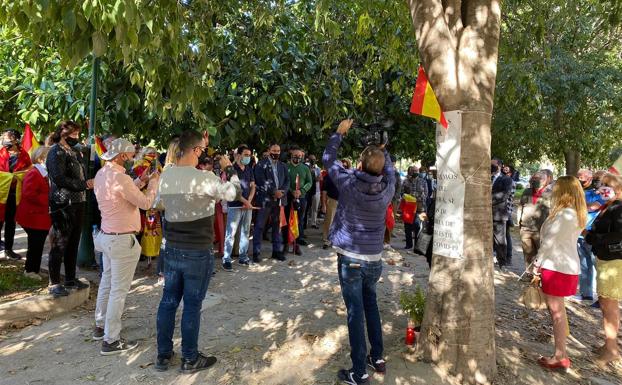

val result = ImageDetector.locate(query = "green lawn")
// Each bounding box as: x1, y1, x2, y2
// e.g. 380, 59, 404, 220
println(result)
0, 262, 45, 296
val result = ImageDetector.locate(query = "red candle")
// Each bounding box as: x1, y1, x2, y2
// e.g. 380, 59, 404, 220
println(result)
405, 326, 416, 345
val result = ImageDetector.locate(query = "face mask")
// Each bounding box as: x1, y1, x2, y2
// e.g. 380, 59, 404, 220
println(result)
123, 155, 134, 170
291, 156, 301, 164
419, 172, 427, 178
2, 140, 13, 149
530, 179, 541, 189
593, 179, 602, 189
270, 153, 280, 161
309, 160, 315, 166
491, 165, 498, 174
65, 137, 79, 147
241, 156, 251, 165
198, 149, 210, 165
598, 186, 616, 201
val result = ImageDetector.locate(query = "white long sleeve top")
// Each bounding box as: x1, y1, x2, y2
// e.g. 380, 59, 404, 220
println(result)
534, 208, 582, 275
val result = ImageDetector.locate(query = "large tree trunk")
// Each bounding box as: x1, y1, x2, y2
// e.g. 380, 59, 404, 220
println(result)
408, 0, 501, 383
564, 149, 581, 176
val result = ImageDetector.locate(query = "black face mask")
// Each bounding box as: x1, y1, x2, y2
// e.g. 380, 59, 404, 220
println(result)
530, 180, 541, 189
593, 179, 602, 189
2, 140, 13, 149
270, 153, 280, 160
198, 149, 210, 165
65, 137, 79, 147
291, 156, 301, 164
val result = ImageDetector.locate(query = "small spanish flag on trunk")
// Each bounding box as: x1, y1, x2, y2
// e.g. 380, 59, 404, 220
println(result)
410, 65, 448, 128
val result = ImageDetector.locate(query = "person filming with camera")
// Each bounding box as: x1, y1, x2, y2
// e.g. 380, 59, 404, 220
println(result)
323, 119, 395, 385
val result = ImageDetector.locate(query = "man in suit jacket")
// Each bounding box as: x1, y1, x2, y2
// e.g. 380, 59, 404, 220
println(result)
252, 143, 290, 262
492, 161, 513, 268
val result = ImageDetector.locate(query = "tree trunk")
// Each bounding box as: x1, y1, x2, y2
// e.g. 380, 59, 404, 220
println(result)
564, 149, 581, 177
408, 0, 501, 383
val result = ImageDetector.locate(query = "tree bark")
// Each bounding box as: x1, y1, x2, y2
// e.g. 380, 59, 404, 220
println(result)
408, 0, 501, 383
564, 149, 581, 176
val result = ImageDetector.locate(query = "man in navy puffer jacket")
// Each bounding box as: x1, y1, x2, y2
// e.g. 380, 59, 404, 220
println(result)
323, 119, 395, 385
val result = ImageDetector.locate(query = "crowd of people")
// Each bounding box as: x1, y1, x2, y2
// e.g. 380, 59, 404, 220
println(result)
0, 120, 621, 382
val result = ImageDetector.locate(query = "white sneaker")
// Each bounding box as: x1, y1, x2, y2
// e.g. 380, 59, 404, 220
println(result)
24, 272, 42, 280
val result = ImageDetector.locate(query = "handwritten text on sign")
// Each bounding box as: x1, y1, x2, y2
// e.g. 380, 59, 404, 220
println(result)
433, 111, 465, 259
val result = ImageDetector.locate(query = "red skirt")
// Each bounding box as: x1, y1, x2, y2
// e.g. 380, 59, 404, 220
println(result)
540, 268, 579, 297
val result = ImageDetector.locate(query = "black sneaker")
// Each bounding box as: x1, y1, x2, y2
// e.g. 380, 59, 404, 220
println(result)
155, 352, 175, 372
338, 369, 369, 384
252, 253, 262, 263
6, 250, 22, 260
49, 285, 70, 298
222, 261, 233, 272
238, 259, 251, 266
275, 251, 286, 261
92, 326, 104, 341
366, 355, 386, 374
100, 339, 138, 355
294, 245, 302, 256
65, 279, 89, 290
179, 352, 217, 374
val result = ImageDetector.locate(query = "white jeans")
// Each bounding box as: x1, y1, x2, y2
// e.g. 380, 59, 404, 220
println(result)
94, 233, 141, 343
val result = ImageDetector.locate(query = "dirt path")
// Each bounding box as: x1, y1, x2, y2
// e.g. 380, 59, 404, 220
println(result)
0, 225, 620, 385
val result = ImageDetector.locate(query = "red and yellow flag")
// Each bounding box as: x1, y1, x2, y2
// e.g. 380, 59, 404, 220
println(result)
410, 65, 448, 128
288, 175, 300, 244
22, 124, 40, 156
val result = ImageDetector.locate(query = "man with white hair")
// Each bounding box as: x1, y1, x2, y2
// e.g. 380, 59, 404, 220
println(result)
92, 138, 159, 355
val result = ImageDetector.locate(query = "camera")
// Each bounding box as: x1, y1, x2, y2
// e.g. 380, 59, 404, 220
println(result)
355, 119, 394, 147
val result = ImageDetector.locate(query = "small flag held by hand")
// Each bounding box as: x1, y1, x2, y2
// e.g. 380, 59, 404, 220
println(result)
22, 124, 40, 156
410, 65, 448, 128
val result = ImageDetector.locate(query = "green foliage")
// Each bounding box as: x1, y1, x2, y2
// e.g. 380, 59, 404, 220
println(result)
399, 285, 426, 325
493, 0, 622, 169
0, 0, 437, 160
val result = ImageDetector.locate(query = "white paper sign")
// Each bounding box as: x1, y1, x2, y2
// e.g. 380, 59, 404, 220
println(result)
432, 111, 465, 259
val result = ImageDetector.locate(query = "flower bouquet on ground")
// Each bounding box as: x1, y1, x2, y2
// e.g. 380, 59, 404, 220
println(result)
399, 285, 426, 345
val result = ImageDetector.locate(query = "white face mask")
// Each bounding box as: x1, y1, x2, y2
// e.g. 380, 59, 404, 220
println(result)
598, 186, 616, 201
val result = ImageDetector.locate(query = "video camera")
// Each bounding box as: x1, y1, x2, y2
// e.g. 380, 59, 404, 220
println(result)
350, 119, 394, 148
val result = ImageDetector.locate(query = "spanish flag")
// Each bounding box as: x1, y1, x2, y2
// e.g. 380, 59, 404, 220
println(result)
93, 136, 107, 168
610, 154, 622, 175
410, 65, 448, 128
288, 175, 300, 244
22, 124, 40, 156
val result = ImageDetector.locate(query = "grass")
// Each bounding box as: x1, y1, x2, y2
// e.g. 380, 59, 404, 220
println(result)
0, 262, 46, 296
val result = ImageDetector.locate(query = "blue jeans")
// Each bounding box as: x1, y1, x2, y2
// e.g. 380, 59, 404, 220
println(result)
223, 208, 252, 263
156, 246, 214, 361
253, 202, 283, 255
338, 254, 383, 377
578, 238, 596, 298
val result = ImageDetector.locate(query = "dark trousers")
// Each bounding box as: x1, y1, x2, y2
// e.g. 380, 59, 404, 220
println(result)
404, 217, 421, 249
505, 219, 513, 263
493, 220, 508, 267
253, 202, 282, 254
48, 203, 85, 285
157, 246, 213, 361
0, 189, 18, 250
24, 228, 49, 273
282, 197, 306, 246
338, 254, 383, 377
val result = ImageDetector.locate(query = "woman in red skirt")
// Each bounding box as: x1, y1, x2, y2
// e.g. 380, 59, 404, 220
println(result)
533, 176, 587, 371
